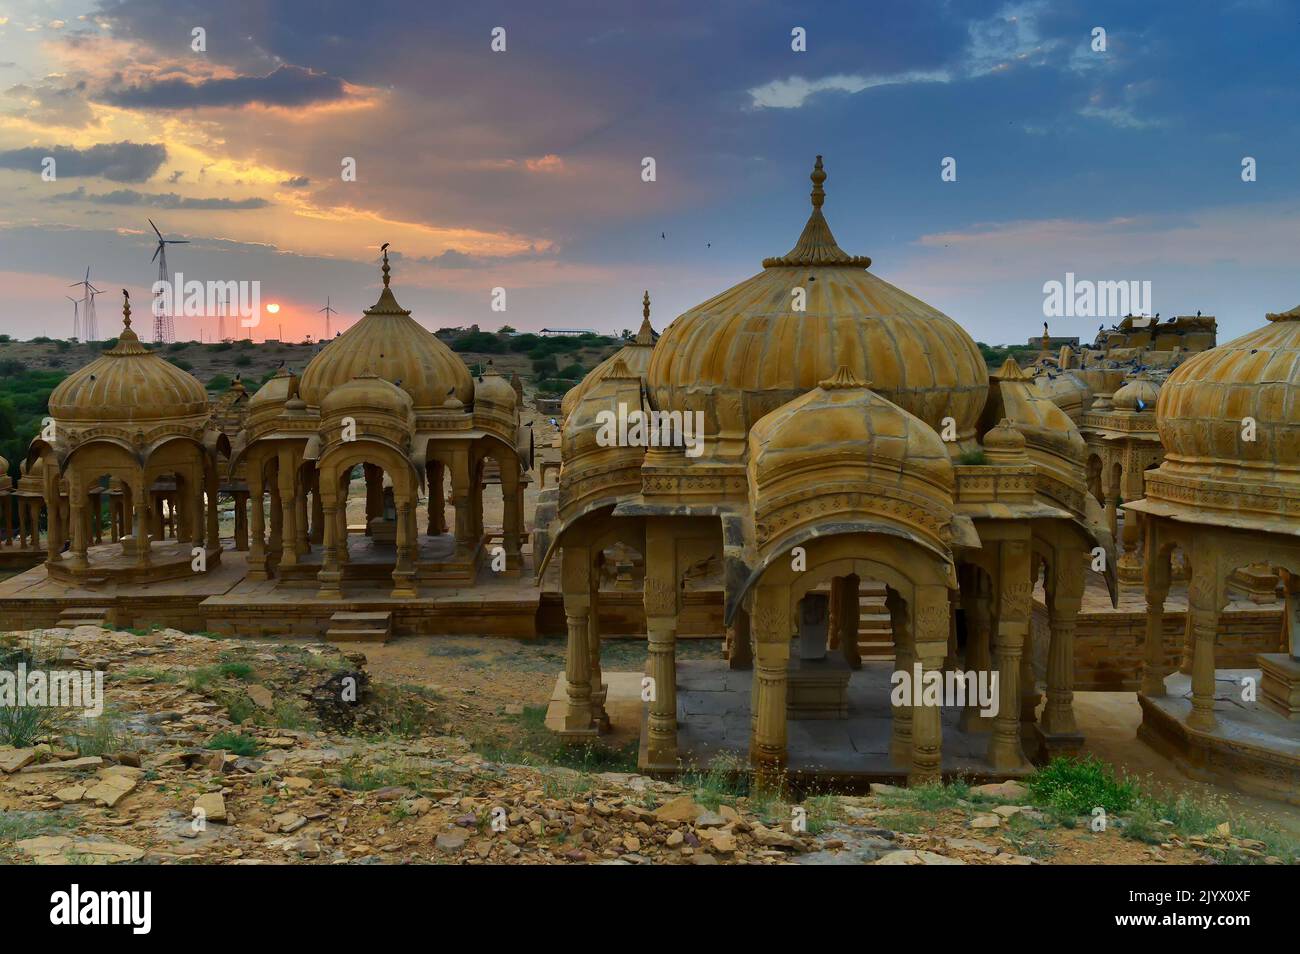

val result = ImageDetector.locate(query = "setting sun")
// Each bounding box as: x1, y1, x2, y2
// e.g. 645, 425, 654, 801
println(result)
266, 303, 280, 314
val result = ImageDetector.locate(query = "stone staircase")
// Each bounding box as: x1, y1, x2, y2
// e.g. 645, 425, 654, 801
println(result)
325, 611, 392, 644
56, 606, 111, 629
855, 582, 895, 661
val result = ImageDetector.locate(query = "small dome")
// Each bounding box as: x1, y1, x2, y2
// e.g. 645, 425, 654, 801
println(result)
299, 250, 473, 410
1112, 372, 1160, 412
748, 366, 954, 555
982, 418, 1028, 464
49, 295, 208, 424
474, 367, 517, 409
562, 291, 658, 420
248, 368, 296, 409
320, 370, 414, 420
648, 158, 987, 457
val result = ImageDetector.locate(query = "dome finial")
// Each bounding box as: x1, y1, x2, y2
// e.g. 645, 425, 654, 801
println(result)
810, 155, 826, 210
121, 288, 132, 329
380, 242, 391, 287
635, 290, 655, 345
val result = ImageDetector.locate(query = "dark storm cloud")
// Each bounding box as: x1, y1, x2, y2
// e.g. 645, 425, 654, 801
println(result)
100, 65, 347, 110
0, 141, 166, 182
53, 186, 270, 209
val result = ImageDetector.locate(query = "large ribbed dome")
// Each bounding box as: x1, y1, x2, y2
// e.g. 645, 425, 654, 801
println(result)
49, 295, 209, 424
1156, 306, 1300, 477
299, 255, 473, 410
647, 157, 987, 456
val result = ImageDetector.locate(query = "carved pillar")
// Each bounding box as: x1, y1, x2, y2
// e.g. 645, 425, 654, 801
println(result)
318, 491, 343, 600
451, 450, 472, 553
1141, 531, 1172, 696
644, 523, 679, 768
390, 494, 416, 598
888, 587, 914, 765
204, 464, 219, 553
277, 449, 298, 567
960, 570, 993, 732
501, 466, 522, 572
837, 574, 862, 669
749, 583, 789, 786
1041, 561, 1084, 736
910, 585, 948, 786
247, 462, 268, 580
561, 545, 594, 733
67, 478, 88, 570
132, 478, 150, 569
233, 490, 249, 551
588, 568, 608, 731
1186, 556, 1223, 731
988, 537, 1031, 770
363, 463, 382, 533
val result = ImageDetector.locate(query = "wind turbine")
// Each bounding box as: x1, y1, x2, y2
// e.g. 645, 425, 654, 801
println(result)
68, 267, 100, 341
318, 296, 337, 339
148, 218, 189, 343
65, 295, 80, 340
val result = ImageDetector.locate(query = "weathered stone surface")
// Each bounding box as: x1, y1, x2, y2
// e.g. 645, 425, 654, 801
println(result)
970, 780, 1028, 800
0, 748, 38, 774
194, 792, 227, 824
17, 835, 145, 865
652, 796, 703, 823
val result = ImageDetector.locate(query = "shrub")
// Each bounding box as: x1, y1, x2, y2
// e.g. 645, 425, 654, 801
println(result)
234, 354, 253, 367
207, 731, 261, 756
1027, 755, 1136, 816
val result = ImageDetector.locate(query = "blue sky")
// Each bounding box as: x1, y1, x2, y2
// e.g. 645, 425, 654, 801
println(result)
0, 0, 1297, 343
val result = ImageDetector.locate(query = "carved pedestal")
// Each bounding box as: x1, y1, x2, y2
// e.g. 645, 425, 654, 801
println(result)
1258, 654, 1300, 721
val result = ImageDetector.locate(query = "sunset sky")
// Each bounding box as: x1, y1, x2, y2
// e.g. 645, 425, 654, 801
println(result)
1, 0, 1298, 344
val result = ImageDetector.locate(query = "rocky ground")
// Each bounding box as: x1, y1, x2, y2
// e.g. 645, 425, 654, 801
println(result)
0, 625, 1293, 866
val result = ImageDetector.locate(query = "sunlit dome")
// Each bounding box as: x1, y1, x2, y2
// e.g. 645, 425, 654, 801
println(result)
48, 294, 208, 425
646, 157, 988, 457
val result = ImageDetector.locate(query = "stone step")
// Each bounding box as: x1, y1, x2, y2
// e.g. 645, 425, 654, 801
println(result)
323, 628, 390, 643
57, 607, 110, 628
326, 610, 391, 644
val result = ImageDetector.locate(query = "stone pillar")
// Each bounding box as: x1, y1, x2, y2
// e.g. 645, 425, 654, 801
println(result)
1186, 561, 1223, 731
248, 465, 268, 580
451, 450, 472, 553
988, 538, 1030, 771
234, 490, 249, 551
278, 450, 298, 567
561, 546, 594, 734
837, 574, 862, 669
644, 526, 680, 769
910, 586, 949, 786
960, 573, 994, 732
750, 584, 789, 786
318, 498, 343, 600
310, 480, 324, 545
336, 501, 350, 564
887, 587, 914, 765
204, 467, 219, 553
1041, 568, 1084, 736
727, 606, 753, 670
390, 495, 416, 598
363, 464, 382, 533
501, 467, 523, 572
132, 481, 150, 569
588, 574, 609, 731
267, 466, 283, 572
67, 483, 89, 570
427, 462, 445, 535
1141, 536, 1172, 697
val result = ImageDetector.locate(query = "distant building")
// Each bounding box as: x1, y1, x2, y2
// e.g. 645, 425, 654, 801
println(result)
539, 328, 597, 337
1027, 335, 1080, 349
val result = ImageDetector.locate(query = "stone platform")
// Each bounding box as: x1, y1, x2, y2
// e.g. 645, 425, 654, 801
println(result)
0, 543, 542, 639
1138, 671, 1300, 807
547, 659, 1033, 785
1032, 575, 1286, 691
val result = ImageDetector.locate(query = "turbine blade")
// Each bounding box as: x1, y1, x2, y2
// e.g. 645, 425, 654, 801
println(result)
149, 218, 162, 238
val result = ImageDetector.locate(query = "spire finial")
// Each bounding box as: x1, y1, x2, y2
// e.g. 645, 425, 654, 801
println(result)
810, 155, 826, 210
380, 242, 391, 287
122, 288, 131, 329
635, 290, 655, 345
